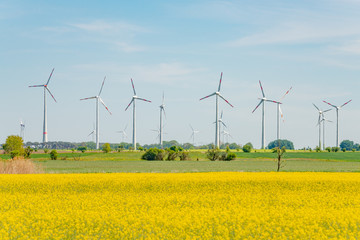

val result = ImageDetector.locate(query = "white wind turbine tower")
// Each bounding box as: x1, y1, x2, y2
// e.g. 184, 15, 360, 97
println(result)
313, 104, 331, 150
200, 72, 234, 148
20, 120, 25, 140
125, 78, 151, 151
214, 111, 227, 145
158, 92, 166, 147
29, 68, 57, 144
276, 87, 292, 141
252, 80, 281, 149
323, 99, 352, 148
320, 115, 332, 150
189, 125, 199, 146
80, 77, 112, 150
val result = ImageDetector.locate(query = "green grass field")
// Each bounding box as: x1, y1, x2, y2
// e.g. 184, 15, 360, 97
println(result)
41, 159, 360, 173
3, 150, 360, 173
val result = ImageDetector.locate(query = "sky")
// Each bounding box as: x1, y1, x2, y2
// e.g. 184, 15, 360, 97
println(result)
1, 0, 360, 149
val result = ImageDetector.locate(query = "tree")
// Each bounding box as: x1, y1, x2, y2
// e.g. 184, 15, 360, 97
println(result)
50, 150, 58, 160
267, 139, 294, 150
3, 135, 24, 155
273, 146, 286, 172
24, 146, 34, 159
77, 146, 87, 153
242, 144, 252, 153
340, 140, 354, 151
102, 143, 111, 153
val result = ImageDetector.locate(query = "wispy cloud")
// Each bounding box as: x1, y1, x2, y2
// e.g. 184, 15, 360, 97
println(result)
69, 20, 147, 34
227, 22, 360, 47
41, 20, 149, 53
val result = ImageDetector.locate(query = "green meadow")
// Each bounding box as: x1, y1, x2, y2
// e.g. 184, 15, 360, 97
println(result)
2, 150, 360, 173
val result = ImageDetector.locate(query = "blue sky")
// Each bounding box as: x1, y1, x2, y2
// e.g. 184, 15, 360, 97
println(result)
1, 0, 360, 148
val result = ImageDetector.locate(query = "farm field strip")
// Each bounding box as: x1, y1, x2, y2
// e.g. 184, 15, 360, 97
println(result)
41, 159, 360, 173
1, 172, 360, 239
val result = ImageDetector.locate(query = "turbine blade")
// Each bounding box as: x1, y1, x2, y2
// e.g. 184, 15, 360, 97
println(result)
163, 108, 166, 119
280, 87, 292, 100
87, 130, 95, 137
218, 72, 223, 92
45, 87, 57, 103
80, 96, 97, 101
125, 98, 134, 111
318, 115, 321, 125
162, 91, 165, 105
220, 110, 223, 119
29, 84, 45, 88
137, 97, 151, 103
98, 76, 106, 96
341, 99, 352, 108
313, 103, 320, 111
99, 97, 112, 115
46, 68, 55, 85
218, 94, 234, 107
252, 100, 263, 113
200, 92, 216, 101
265, 99, 281, 104
124, 124, 128, 131
259, 80, 265, 97
323, 109, 332, 113
323, 100, 337, 108
131, 78, 136, 95
221, 121, 227, 128
279, 105, 284, 119
189, 124, 194, 131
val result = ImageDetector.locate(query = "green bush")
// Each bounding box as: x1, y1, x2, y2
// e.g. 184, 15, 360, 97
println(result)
332, 147, 340, 152
315, 146, 321, 152
206, 145, 220, 161
242, 144, 252, 153
24, 146, 33, 159
50, 150, 58, 160
342, 148, 346, 152
325, 147, 331, 152
77, 146, 87, 153
44, 148, 49, 154
102, 143, 111, 153
179, 151, 190, 161
141, 148, 165, 161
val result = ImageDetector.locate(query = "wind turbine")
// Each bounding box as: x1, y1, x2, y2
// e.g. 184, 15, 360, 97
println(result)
313, 104, 331, 150
20, 120, 25, 140
276, 87, 292, 141
252, 80, 281, 149
158, 92, 166, 147
80, 77, 112, 150
189, 124, 199, 146
323, 99, 352, 148
117, 125, 128, 142
214, 111, 227, 145
320, 116, 332, 150
200, 72, 233, 148
125, 78, 151, 150
29, 68, 57, 143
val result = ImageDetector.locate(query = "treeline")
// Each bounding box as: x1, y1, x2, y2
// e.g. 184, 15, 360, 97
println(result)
22, 140, 242, 150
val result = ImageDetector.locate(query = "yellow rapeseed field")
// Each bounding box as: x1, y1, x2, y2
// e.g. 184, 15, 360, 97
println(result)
0, 172, 360, 239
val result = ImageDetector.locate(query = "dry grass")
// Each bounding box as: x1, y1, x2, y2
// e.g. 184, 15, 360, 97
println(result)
0, 158, 43, 174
